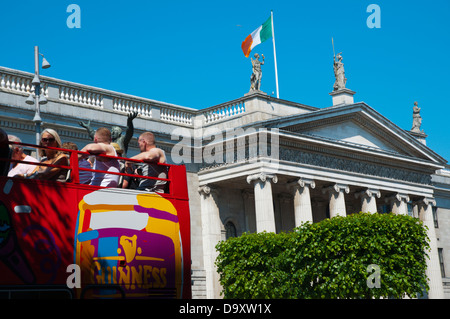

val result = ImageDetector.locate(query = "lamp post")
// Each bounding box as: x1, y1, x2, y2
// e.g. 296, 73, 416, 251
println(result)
26, 46, 51, 158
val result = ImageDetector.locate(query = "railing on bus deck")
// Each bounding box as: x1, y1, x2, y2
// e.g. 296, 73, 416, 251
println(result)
2, 141, 187, 199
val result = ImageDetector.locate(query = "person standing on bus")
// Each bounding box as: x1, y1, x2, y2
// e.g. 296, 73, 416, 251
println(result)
81, 127, 120, 188
126, 132, 167, 193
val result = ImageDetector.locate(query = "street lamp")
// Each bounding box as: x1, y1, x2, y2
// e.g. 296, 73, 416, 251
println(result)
26, 46, 51, 157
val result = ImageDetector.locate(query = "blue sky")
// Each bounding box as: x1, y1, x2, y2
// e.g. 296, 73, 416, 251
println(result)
1, 0, 449, 163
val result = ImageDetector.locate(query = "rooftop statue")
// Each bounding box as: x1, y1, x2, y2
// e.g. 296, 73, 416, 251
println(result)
333, 52, 347, 91
411, 101, 423, 133
250, 53, 264, 92
79, 111, 138, 156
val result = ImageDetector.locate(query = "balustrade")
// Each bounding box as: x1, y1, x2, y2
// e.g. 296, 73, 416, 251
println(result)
58, 86, 102, 108
160, 107, 194, 125
0, 72, 47, 96
113, 98, 152, 117
0, 67, 348, 130
203, 101, 245, 124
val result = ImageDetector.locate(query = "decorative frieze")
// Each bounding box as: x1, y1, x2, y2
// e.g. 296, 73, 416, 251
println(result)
0, 119, 35, 132
279, 147, 432, 185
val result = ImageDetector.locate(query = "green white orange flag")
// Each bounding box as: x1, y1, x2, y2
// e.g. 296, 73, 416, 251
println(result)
241, 16, 273, 58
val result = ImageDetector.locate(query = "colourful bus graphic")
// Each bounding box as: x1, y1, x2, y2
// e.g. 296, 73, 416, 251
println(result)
75, 189, 184, 298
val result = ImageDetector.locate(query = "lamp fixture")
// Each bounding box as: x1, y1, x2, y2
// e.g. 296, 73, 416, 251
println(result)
31, 74, 40, 85
26, 93, 35, 105
41, 57, 51, 69
38, 95, 47, 105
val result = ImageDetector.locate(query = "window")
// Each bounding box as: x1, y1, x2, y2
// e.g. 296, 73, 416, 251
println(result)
407, 202, 413, 217
432, 206, 439, 228
377, 204, 390, 214
225, 221, 237, 239
438, 248, 445, 278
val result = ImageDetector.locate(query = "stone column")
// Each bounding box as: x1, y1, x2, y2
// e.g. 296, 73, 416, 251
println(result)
198, 185, 222, 299
289, 178, 315, 226
355, 188, 381, 213
387, 193, 410, 215
416, 198, 444, 299
246, 173, 277, 233
323, 184, 349, 218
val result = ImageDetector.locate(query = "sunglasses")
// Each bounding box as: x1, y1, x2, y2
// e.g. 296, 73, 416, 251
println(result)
41, 137, 56, 143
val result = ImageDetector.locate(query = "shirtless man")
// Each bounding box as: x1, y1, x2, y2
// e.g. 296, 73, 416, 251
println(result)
126, 132, 167, 192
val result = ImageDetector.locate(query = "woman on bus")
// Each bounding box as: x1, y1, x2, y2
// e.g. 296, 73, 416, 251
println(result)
17, 129, 69, 182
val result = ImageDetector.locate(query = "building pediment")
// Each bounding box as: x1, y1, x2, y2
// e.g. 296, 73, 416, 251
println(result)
300, 118, 399, 153
261, 102, 447, 165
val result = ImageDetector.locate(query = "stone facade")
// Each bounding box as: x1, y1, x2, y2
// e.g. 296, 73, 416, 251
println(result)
1, 66, 449, 298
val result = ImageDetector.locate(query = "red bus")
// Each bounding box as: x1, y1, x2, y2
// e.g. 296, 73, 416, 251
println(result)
0, 134, 191, 299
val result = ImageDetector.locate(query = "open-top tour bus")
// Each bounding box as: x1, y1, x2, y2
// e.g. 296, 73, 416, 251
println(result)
0, 134, 191, 299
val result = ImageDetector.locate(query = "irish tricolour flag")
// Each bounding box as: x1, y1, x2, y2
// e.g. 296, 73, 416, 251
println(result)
241, 16, 273, 58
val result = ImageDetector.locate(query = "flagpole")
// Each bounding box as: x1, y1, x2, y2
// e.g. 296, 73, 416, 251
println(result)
271, 10, 279, 99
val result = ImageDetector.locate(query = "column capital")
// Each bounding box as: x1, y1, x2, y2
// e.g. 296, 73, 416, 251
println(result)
323, 183, 348, 218
322, 183, 349, 195
246, 172, 278, 185
288, 178, 316, 190
355, 188, 381, 199
386, 193, 410, 204
198, 184, 218, 196
386, 193, 410, 215
414, 197, 436, 208
356, 188, 380, 214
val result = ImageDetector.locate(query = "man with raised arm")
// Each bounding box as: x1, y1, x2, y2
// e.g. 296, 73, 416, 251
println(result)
126, 132, 167, 193
81, 127, 120, 187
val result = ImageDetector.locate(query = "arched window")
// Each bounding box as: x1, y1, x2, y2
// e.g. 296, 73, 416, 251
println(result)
225, 221, 237, 239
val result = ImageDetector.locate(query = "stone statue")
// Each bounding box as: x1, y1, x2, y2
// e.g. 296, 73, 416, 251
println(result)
333, 53, 347, 91
79, 111, 138, 156
411, 101, 423, 133
250, 53, 264, 92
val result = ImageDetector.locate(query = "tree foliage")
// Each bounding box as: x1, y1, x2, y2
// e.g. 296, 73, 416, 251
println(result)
215, 212, 430, 299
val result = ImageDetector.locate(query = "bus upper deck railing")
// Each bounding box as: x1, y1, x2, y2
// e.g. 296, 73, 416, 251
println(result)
2, 141, 186, 198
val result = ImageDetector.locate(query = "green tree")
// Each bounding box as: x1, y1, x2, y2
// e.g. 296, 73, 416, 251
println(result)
215, 212, 430, 299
